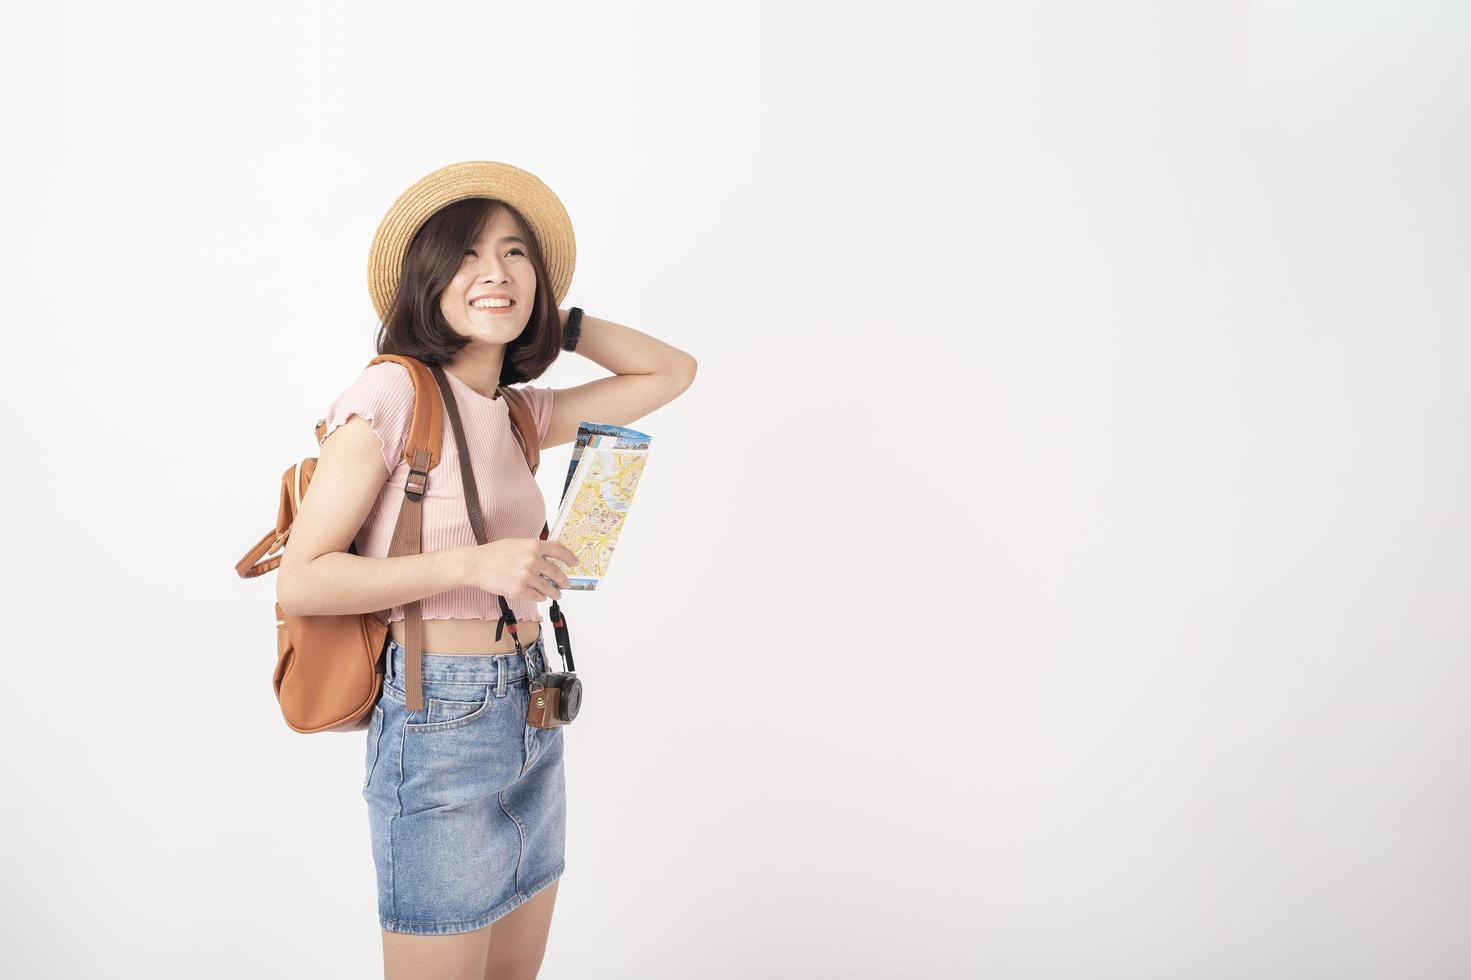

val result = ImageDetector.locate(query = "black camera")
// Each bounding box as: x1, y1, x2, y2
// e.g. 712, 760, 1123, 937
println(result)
527, 671, 581, 727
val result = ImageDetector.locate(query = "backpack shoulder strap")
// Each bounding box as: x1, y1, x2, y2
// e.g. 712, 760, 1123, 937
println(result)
362, 355, 446, 707
364, 354, 446, 470
498, 385, 541, 476
310, 354, 446, 471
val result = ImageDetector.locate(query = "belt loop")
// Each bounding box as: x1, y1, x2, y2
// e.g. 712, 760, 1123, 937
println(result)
520, 637, 539, 687
496, 655, 508, 697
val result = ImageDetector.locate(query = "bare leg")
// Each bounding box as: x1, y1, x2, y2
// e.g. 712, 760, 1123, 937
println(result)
382, 922, 493, 980
483, 880, 560, 980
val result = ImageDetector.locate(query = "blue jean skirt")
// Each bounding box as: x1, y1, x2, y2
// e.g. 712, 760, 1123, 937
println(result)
362, 634, 567, 935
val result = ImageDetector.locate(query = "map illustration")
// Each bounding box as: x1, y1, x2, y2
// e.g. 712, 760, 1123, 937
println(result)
547, 422, 651, 590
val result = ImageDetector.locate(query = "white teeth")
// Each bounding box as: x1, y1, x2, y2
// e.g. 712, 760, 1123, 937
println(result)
471, 297, 514, 309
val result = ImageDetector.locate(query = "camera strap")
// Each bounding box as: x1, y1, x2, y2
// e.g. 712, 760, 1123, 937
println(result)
431, 365, 575, 684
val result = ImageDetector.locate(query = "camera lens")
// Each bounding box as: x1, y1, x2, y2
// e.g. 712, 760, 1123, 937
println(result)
561, 677, 582, 721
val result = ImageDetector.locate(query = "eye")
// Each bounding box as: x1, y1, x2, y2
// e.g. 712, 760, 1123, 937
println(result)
464, 247, 525, 258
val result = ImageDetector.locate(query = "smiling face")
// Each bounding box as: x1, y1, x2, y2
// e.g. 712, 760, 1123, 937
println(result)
438, 204, 538, 349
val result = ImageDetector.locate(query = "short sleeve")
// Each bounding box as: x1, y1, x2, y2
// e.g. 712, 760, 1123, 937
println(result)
320, 361, 416, 474
518, 384, 555, 446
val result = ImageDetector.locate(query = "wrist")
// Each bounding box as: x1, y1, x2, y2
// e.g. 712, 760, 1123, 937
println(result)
560, 305, 583, 352
448, 545, 476, 590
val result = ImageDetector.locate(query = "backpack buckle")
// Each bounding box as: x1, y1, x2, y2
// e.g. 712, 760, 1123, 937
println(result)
404, 467, 429, 500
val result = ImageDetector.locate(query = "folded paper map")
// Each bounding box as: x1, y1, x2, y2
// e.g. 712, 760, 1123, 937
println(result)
546, 422, 651, 590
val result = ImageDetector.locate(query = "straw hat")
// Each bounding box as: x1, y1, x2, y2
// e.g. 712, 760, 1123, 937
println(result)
366, 160, 576, 320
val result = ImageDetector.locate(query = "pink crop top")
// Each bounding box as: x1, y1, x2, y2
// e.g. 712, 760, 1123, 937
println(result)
319, 360, 555, 626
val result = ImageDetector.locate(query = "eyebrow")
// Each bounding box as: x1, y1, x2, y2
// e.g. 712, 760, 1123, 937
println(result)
475, 235, 528, 247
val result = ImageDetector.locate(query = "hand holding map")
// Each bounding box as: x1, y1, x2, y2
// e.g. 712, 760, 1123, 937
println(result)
546, 422, 651, 591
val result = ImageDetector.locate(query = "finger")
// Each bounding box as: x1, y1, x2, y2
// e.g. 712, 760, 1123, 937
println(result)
536, 566, 567, 596
546, 541, 580, 566
544, 552, 578, 581
519, 562, 553, 602
539, 559, 571, 590
530, 572, 561, 601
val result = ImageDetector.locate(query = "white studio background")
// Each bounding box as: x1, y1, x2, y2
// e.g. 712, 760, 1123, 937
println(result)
2, 1, 1468, 977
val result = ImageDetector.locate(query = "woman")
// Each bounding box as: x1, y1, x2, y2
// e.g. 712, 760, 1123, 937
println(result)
277, 161, 697, 979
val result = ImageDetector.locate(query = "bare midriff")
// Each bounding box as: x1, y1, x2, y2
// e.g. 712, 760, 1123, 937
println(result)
389, 617, 543, 656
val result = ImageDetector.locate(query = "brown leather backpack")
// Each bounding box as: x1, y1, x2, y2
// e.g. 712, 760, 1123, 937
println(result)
235, 354, 547, 733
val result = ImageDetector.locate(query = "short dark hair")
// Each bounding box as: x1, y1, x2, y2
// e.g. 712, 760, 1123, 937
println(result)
374, 197, 560, 384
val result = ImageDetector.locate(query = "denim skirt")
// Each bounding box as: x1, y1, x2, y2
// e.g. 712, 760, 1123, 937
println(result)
362, 634, 567, 935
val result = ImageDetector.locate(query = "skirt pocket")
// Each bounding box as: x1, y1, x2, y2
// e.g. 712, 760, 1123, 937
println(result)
398, 680, 497, 734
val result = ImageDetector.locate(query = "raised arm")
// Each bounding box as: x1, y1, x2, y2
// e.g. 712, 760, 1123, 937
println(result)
538, 308, 697, 450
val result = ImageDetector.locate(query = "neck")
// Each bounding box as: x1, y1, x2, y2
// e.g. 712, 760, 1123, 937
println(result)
444, 349, 505, 399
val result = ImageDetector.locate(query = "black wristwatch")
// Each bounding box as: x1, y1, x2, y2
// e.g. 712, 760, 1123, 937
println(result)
561, 306, 584, 352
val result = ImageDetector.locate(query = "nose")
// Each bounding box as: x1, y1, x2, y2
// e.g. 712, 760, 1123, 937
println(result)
476, 252, 512, 283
